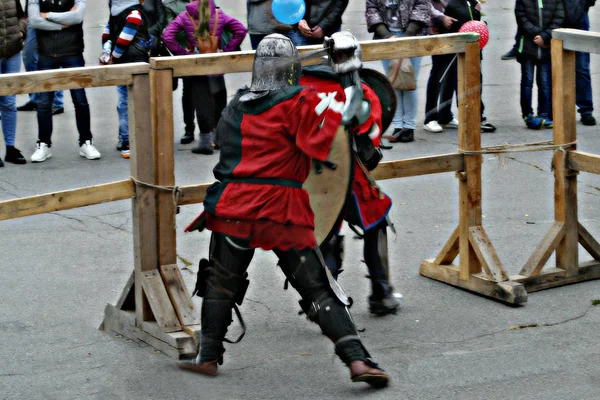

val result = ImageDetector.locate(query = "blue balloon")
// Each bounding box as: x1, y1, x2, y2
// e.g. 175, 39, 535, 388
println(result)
272, 0, 306, 25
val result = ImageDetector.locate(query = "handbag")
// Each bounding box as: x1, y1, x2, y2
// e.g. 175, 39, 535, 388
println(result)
387, 58, 416, 91
187, 7, 220, 54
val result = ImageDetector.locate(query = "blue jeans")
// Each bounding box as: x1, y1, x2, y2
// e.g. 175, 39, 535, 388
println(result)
576, 13, 594, 115
382, 30, 422, 130
116, 85, 129, 143
520, 59, 552, 119
0, 53, 21, 146
36, 54, 92, 146
22, 26, 63, 108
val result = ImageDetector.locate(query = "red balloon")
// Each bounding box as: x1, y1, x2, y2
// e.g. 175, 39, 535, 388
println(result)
459, 21, 489, 50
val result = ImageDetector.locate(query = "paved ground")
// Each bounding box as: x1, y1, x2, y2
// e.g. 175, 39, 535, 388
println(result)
2, 1, 600, 399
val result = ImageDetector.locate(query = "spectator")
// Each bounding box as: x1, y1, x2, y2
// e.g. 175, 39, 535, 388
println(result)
0, 0, 28, 167
17, 2, 64, 115
444, 0, 496, 132
514, 0, 564, 129
366, 0, 431, 143
162, 0, 246, 155
103, 0, 154, 158
246, 0, 292, 49
563, 0, 596, 125
162, 0, 197, 145
28, 0, 100, 162
424, 0, 458, 133
288, 0, 349, 46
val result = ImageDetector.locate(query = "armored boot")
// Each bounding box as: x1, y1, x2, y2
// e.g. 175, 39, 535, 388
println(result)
349, 360, 390, 388
368, 279, 400, 316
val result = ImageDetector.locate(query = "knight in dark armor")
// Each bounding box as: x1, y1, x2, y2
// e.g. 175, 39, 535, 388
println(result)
182, 32, 389, 388
300, 63, 402, 316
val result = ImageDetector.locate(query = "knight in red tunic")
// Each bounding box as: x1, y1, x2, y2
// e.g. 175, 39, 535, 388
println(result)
181, 32, 390, 388
300, 65, 401, 316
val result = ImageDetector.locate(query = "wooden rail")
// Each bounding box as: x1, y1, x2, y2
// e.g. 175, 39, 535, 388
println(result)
553, 28, 600, 54
568, 150, 600, 175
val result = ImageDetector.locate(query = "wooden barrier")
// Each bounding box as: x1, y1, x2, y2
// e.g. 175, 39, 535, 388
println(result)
1, 30, 599, 358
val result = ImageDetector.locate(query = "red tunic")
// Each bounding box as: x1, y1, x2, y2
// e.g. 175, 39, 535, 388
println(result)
299, 74, 392, 231
203, 86, 344, 250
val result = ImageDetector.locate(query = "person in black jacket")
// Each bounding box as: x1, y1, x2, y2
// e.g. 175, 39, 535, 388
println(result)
514, 0, 564, 129
564, 0, 596, 125
443, 0, 496, 132
287, 0, 349, 46
28, 0, 101, 163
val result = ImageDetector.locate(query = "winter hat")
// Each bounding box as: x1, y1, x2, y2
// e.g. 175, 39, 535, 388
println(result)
111, 0, 141, 16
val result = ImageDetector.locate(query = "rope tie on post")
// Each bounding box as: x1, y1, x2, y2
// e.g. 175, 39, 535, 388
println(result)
130, 176, 182, 207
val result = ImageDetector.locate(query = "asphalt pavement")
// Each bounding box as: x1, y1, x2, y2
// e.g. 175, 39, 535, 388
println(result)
1, 1, 600, 399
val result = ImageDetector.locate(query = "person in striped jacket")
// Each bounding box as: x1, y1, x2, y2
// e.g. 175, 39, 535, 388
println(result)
100, 0, 151, 158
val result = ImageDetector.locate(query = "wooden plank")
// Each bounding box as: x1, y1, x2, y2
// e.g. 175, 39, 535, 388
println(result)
101, 305, 197, 359
568, 150, 600, 175
177, 154, 464, 206
434, 226, 460, 265
457, 42, 483, 281
419, 259, 528, 304
468, 226, 509, 282
160, 264, 201, 326
0, 63, 149, 96
578, 222, 600, 261
519, 222, 565, 277
513, 261, 600, 292
0, 179, 134, 221
152, 33, 479, 77
552, 28, 600, 54
150, 69, 177, 266
139, 320, 200, 353
141, 270, 182, 332
130, 74, 158, 323
371, 153, 464, 181
552, 40, 579, 277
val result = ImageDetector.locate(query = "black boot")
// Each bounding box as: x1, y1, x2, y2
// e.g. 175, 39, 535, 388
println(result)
180, 130, 194, 145
5, 146, 27, 165
369, 280, 401, 316
192, 133, 214, 155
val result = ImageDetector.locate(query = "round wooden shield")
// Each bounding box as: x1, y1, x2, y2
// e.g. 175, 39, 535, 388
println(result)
303, 126, 353, 245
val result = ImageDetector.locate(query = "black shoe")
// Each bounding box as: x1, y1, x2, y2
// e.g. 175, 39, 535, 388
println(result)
501, 48, 518, 60
180, 131, 194, 144
0, 157, 4, 167
481, 120, 497, 132
369, 294, 401, 316
5, 146, 27, 165
379, 142, 393, 150
52, 107, 64, 115
389, 128, 414, 143
17, 101, 37, 111
581, 114, 596, 126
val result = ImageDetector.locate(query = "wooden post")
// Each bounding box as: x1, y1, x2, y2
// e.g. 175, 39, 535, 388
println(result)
457, 42, 482, 281
130, 74, 158, 322
551, 39, 579, 277
150, 69, 177, 266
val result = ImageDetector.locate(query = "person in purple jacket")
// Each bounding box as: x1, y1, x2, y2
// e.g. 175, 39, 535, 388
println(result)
162, 0, 247, 154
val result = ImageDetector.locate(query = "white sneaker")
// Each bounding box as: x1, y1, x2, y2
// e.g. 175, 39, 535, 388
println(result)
31, 142, 52, 163
79, 140, 101, 160
424, 120, 443, 133
441, 118, 459, 129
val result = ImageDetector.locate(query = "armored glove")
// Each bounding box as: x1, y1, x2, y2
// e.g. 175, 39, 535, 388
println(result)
324, 31, 362, 73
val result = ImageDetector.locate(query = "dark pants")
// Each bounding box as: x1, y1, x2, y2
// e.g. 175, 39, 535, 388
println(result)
200, 232, 367, 365
36, 54, 92, 146
576, 13, 594, 116
185, 76, 227, 134
424, 54, 456, 124
520, 59, 552, 119
181, 78, 195, 134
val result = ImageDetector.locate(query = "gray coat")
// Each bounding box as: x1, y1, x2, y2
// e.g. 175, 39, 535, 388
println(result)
365, 0, 432, 37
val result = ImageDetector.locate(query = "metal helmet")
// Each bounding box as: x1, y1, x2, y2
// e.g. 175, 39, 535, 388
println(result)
249, 34, 301, 92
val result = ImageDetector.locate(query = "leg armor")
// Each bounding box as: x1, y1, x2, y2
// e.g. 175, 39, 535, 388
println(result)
274, 247, 371, 365
320, 234, 345, 280
198, 232, 254, 362
363, 220, 401, 315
